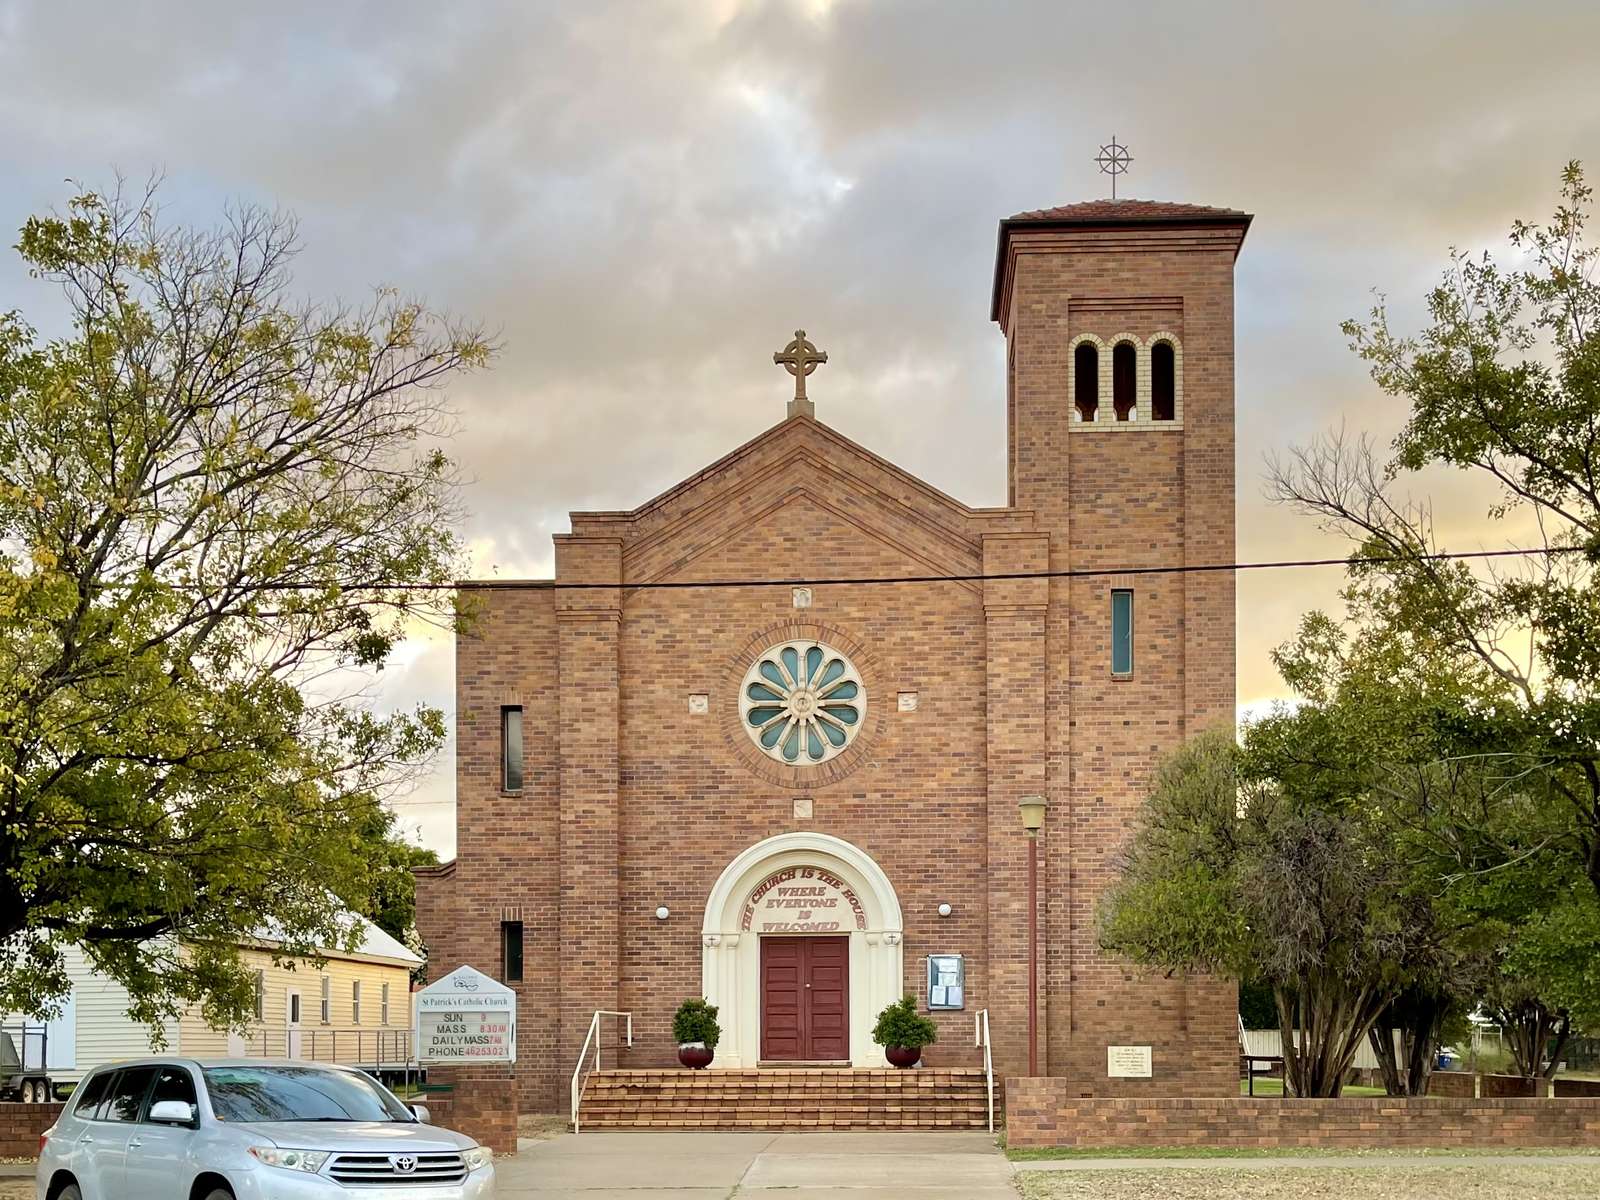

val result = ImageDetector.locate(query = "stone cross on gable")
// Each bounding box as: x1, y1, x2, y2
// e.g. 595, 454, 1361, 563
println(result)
774, 329, 827, 419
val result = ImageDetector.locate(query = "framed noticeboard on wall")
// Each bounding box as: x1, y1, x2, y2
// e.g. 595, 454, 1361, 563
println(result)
926, 954, 965, 1010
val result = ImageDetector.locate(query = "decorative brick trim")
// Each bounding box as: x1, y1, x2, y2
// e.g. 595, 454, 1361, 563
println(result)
719, 620, 885, 789
1146, 330, 1184, 426
1065, 330, 1185, 432
1066, 332, 1108, 424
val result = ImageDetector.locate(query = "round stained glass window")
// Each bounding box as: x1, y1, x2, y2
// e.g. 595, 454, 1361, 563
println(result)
739, 640, 866, 767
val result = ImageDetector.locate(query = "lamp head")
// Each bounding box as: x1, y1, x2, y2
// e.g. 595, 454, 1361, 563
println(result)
1018, 795, 1047, 835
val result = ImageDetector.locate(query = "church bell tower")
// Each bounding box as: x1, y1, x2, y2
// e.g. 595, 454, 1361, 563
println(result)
991, 197, 1250, 1091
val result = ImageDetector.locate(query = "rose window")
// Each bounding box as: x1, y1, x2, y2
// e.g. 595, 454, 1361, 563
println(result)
740, 640, 866, 766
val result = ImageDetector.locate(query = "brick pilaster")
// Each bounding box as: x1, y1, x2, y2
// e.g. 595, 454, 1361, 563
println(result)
983, 531, 1050, 1081
555, 536, 623, 1080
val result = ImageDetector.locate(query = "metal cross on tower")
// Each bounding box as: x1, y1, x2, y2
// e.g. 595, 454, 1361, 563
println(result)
1095, 136, 1133, 199
774, 329, 827, 419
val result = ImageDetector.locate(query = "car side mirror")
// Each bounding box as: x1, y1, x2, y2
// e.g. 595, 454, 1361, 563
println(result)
149, 1100, 197, 1126
409, 1103, 431, 1125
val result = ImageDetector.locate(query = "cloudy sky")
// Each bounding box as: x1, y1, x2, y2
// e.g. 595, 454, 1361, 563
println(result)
3, 0, 1597, 855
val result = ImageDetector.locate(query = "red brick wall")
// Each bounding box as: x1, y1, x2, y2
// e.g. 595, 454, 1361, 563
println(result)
423, 205, 1247, 1107
2, 1102, 64, 1158
1006, 223, 1242, 1095
419, 1067, 517, 1155
1556, 1078, 1600, 1098
1426, 1071, 1475, 1097
1005, 1079, 1600, 1149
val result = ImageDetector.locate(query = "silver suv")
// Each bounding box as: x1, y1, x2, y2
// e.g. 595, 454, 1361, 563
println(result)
37, 1058, 494, 1199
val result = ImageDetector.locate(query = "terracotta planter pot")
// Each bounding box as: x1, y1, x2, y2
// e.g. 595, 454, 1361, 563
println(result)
678, 1042, 715, 1069
884, 1045, 921, 1069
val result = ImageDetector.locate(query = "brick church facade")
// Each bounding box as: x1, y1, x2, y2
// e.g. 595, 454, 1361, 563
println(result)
415, 198, 1250, 1112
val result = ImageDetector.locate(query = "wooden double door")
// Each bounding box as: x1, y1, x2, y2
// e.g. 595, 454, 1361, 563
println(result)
759, 935, 849, 1062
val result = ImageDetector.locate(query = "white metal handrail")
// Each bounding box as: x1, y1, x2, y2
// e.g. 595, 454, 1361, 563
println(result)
974, 1008, 994, 1134
570, 1010, 633, 1133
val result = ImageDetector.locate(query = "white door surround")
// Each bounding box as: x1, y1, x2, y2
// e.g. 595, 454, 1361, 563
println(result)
702, 832, 904, 1068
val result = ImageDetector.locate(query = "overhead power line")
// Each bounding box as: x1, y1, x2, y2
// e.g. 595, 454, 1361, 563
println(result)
440, 544, 1586, 592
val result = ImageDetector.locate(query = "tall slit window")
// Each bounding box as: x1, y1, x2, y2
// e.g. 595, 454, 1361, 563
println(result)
1112, 342, 1137, 421
352, 980, 362, 1025
502, 920, 524, 983
252, 970, 265, 1021
1111, 589, 1134, 676
1152, 341, 1176, 421
1074, 342, 1099, 422
320, 975, 331, 1025
501, 705, 523, 792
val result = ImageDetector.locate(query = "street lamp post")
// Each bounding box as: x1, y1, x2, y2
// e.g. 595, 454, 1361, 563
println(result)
1018, 795, 1047, 1077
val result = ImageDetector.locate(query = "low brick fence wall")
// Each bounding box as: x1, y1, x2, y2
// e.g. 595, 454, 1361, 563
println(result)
1556, 1078, 1600, 1098
1425, 1071, 1475, 1097
1005, 1080, 1600, 1150
0, 1102, 65, 1158
419, 1066, 518, 1155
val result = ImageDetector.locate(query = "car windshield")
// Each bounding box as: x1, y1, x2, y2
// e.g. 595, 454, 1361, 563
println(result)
202, 1065, 412, 1123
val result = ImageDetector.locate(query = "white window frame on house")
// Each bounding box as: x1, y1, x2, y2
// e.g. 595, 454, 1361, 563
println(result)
381, 982, 391, 1026
320, 975, 331, 1025
352, 980, 362, 1026
253, 969, 265, 1021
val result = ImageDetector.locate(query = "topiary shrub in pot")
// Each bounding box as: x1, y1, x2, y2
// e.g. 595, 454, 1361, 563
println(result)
872, 995, 938, 1068
673, 997, 721, 1069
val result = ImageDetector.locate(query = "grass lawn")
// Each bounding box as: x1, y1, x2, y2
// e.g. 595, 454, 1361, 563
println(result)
1008, 1145, 1600, 1161
1016, 1164, 1600, 1199
1240, 1077, 1388, 1097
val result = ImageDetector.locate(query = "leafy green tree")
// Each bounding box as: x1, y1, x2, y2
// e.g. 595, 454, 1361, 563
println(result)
0, 180, 491, 1035
1100, 728, 1449, 1097
1270, 162, 1600, 912
1267, 162, 1600, 1072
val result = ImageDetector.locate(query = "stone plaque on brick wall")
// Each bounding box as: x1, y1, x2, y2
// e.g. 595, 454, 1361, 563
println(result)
417, 965, 517, 1064
1107, 1045, 1152, 1078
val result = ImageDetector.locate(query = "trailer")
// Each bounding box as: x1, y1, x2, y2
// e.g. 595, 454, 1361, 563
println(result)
0, 1025, 56, 1103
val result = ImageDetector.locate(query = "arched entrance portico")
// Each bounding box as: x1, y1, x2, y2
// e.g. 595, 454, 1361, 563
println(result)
702, 832, 903, 1068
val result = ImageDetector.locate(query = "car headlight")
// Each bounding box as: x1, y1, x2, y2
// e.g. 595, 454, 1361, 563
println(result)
249, 1145, 330, 1173
463, 1145, 493, 1171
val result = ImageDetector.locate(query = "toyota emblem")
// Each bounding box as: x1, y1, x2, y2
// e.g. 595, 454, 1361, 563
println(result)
391, 1155, 418, 1174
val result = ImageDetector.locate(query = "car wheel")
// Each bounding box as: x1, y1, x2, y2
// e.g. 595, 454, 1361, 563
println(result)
201, 1189, 234, 1200
56, 1185, 82, 1200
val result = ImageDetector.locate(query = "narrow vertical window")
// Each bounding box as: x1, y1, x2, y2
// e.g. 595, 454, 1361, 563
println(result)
253, 970, 265, 1021
1111, 589, 1134, 676
289, 992, 302, 1025
352, 980, 362, 1025
1074, 342, 1099, 421
501, 705, 524, 791
1113, 342, 1137, 421
1152, 341, 1176, 421
501, 920, 524, 983
382, 982, 391, 1026
320, 975, 331, 1025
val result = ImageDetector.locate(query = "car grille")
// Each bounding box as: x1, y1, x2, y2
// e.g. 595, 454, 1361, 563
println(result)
326, 1152, 468, 1185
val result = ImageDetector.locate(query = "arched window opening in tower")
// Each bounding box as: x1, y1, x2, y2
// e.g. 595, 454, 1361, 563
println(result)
1152, 341, 1176, 421
1074, 341, 1099, 421
1112, 341, 1137, 421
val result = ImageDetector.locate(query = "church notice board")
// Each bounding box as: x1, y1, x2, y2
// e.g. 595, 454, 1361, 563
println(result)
416, 965, 517, 1064
1107, 1045, 1153, 1078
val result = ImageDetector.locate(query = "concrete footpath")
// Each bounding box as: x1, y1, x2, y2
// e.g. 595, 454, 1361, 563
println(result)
497, 1130, 1017, 1199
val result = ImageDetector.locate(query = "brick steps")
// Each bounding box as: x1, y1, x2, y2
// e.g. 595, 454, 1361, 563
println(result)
578, 1067, 992, 1131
